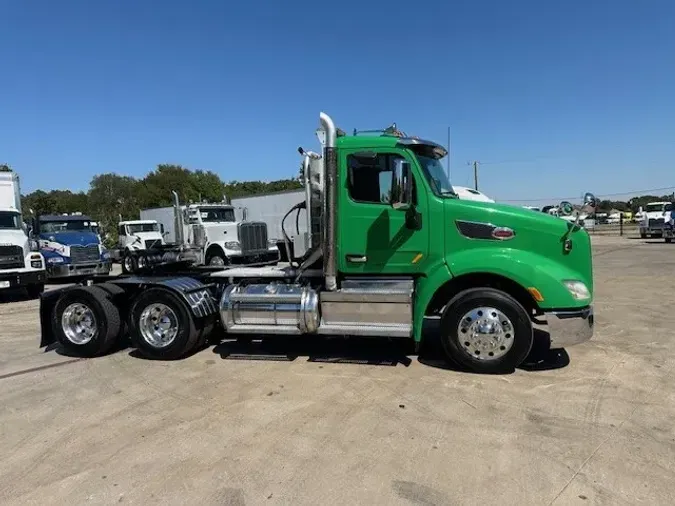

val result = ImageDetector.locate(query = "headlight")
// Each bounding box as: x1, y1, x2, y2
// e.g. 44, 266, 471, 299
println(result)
224, 241, 241, 251
47, 256, 65, 264
563, 280, 591, 301
31, 260, 43, 269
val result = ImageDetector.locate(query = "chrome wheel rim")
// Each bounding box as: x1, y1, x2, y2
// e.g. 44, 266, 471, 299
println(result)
457, 306, 514, 361
124, 256, 134, 272
61, 303, 98, 345
209, 255, 225, 267
139, 303, 179, 348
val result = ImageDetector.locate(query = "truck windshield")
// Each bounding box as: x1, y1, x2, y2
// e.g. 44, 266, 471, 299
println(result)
645, 204, 665, 213
199, 207, 235, 222
40, 220, 90, 233
128, 223, 159, 234
415, 155, 456, 197
0, 211, 21, 230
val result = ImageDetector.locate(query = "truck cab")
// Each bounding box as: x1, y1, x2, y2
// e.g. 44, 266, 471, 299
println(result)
37, 214, 112, 279
0, 172, 46, 297
182, 202, 279, 267
639, 201, 672, 238
116, 220, 165, 273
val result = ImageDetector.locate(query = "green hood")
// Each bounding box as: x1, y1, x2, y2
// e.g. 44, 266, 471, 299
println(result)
443, 199, 593, 308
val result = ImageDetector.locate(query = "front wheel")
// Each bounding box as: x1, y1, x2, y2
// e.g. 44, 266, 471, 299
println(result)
122, 253, 135, 274
440, 288, 533, 374
666, 238, 672, 244
206, 250, 228, 267
640, 232, 647, 239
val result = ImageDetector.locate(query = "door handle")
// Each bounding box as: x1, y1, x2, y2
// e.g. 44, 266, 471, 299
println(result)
346, 254, 367, 263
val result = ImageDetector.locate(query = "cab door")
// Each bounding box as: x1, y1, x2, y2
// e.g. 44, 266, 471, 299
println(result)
337, 148, 429, 275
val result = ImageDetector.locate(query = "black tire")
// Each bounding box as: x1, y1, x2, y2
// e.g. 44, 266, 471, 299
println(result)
205, 248, 228, 267
51, 285, 122, 357
440, 287, 533, 374
128, 288, 200, 360
121, 253, 135, 274
666, 238, 672, 244
96, 282, 125, 296
26, 283, 45, 299
640, 232, 647, 239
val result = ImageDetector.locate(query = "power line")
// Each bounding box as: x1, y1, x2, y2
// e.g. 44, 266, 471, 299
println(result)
500, 186, 675, 203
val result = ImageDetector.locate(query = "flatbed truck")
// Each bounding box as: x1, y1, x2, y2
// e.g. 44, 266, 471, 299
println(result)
38, 112, 596, 374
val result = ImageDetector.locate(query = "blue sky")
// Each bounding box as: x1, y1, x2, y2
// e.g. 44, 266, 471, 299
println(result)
1, 0, 674, 205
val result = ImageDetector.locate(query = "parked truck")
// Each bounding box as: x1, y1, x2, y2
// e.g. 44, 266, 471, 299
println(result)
638, 201, 672, 238
110, 219, 166, 273
36, 213, 112, 279
38, 112, 596, 374
140, 200, 280, 267
0, 172, 47, 297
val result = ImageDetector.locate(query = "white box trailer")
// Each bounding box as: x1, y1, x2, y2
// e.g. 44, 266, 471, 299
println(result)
231, 189, 307, 241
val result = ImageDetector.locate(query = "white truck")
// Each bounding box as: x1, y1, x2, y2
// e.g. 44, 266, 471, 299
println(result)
638, 201, 672, 238
0, 172, 47, 297
112, 219, 166, 273
140, 199, 279, 267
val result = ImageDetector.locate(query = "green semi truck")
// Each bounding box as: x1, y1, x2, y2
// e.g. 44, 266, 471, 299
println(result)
38, 112, 596, 373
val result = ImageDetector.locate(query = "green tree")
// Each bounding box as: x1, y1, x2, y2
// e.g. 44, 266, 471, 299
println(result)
0, 164, 11, 172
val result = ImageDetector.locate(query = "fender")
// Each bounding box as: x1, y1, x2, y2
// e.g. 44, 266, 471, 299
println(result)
413, 260, 452, 342
448, 247, 584, 310
39, 277, 219, 349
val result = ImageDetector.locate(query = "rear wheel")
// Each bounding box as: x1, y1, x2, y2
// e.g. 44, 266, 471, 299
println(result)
128, 288, 202, 360
440, 288, 533, 374
51, 286, 122, 357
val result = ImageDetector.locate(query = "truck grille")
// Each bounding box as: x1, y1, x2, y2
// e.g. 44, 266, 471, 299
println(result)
649, 218, 664, 228
70, 245, 100, 264
0, 245, 24, 269
238, 222, 268, 255
145, 239, 162, 249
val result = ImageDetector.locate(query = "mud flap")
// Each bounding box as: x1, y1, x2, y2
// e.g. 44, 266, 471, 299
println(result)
39, 288, 67, 348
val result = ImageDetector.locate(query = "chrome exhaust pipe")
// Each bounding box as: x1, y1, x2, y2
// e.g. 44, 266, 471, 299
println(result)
320, 112, 337, 291
172, 191, 185, 247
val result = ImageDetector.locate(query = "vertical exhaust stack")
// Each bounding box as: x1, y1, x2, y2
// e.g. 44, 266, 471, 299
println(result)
172, 191, 185, 247
302, 154, 312, 248
320, 112, 337, 291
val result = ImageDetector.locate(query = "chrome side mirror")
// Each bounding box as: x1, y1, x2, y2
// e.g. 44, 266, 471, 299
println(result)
581, 192, 597, 215
558, 201, 574, 216
390, 159, 413, 210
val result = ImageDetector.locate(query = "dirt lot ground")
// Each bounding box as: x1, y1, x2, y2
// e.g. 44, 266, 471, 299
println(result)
1, 237, 674, 506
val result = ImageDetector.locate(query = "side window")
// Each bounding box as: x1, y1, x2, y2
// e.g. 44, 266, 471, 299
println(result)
347, 152, 416, 205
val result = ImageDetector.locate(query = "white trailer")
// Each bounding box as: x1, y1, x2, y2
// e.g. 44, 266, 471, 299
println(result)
0, 172, 47, 296
231, 189, 307, 241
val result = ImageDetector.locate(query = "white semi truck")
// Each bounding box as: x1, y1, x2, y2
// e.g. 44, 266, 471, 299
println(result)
111, 219, 166, 273
140, 199, 279, 267
638, 201, 672, 238
0, 172, 47, 297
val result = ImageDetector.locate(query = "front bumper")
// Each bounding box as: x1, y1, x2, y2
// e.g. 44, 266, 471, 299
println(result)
0, 268, 47, 289
47, 261, 112, 279
544, 306, 594, 348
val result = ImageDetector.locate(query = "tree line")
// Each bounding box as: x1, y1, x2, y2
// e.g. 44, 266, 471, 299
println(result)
11, 163, 301, 244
